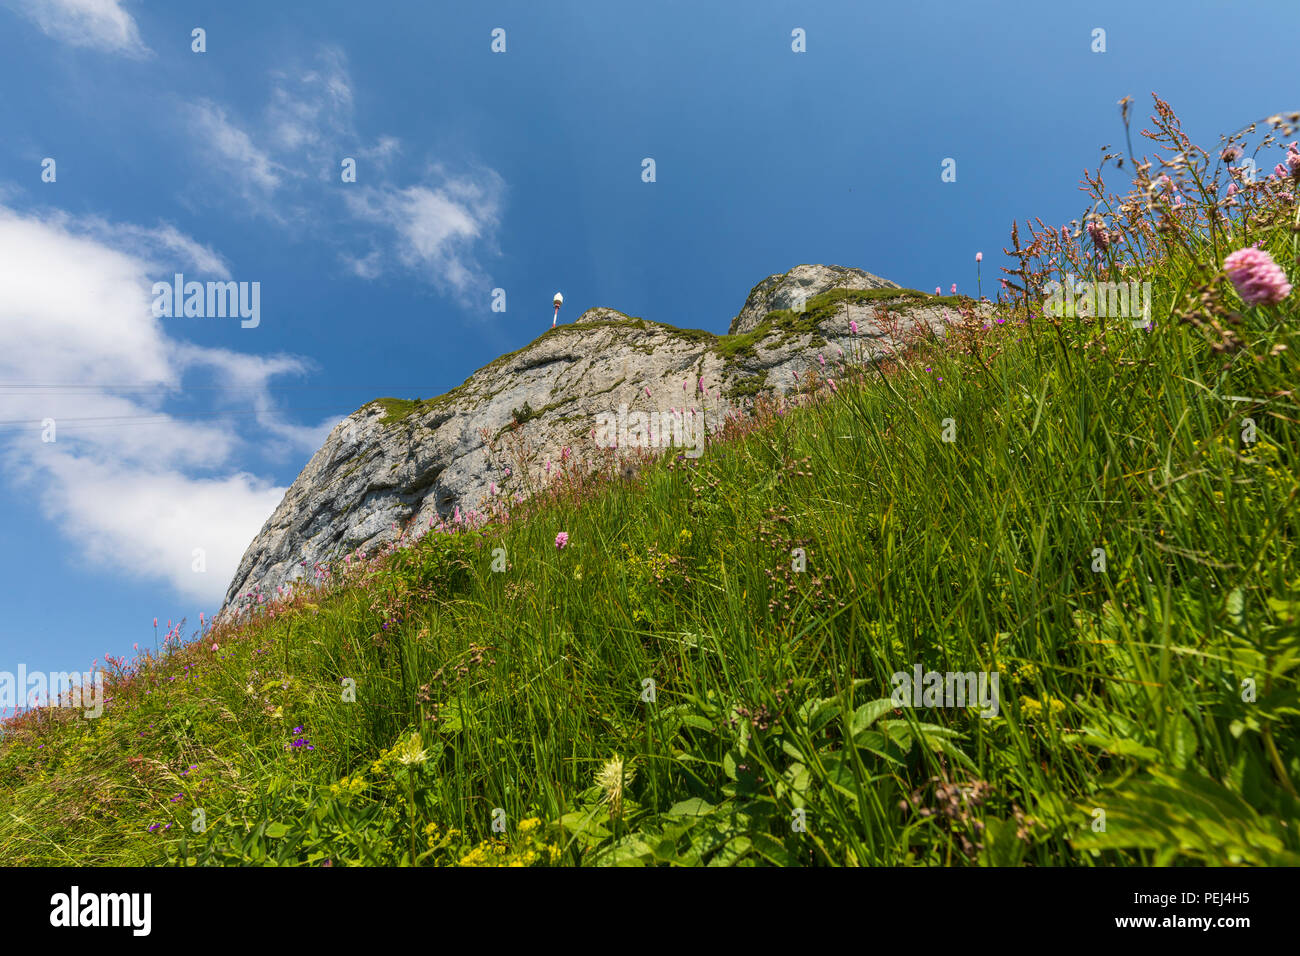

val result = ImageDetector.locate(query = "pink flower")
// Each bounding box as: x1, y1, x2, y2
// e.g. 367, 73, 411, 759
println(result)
645, 386, 651, 397
1275, 164, 1288, 179
935, 286, 941, 295
211, 644, 219, 652
555, 531, 569, 550
975, 252, 983, 262
698, 377, 705, 392
453, 506, 461, 524
1223, 246, 1292, 306
1287, 142, 1300, 177
152, 617, 157, 628
950, 283, 957, 295
1226, 183, 1238, 197
1086, 219, 1109, 249
849, 320, 858, 334
817, 354, 825, 367
828, 378, 837, 392
490, 482, 497, 495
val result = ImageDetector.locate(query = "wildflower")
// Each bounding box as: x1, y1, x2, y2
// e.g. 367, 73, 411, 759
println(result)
828, 378, 837, 392
211, 643, 218, 652
1275, 163, 1288, 179
975, 252, 982, 262
555, 531, 569, 550
392, 730, 429, 766
594, 754, 635, 819
1223, 246, 1292, 305
645, 386, 651, 397
1287, 142, 1300, 178
1086, 219, 1109, 249
817, 354, 825, 367
849, 319, 858, 334
934, 286, 941, 295
950, 283, 957, 295
1221, 146, 1242, 162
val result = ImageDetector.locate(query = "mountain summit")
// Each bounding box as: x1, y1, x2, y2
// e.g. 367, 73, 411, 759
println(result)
220, 265, 964, 613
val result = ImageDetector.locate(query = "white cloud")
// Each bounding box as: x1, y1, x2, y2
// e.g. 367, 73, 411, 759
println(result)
4, 0, 150, 58
180, 47, 504, 298
344, 169, 504, 301
31, 457, 285, 602
189, 101, 286, 213
0, 204, 337, 605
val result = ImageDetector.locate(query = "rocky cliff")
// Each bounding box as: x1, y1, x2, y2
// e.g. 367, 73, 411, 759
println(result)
219, 264, 967, 614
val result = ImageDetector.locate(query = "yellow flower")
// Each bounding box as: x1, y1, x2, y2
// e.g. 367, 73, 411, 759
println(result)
1019, 694, 1065, 721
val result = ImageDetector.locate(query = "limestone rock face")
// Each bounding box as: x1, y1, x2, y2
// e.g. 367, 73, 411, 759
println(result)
219, 265, 960, 616
729, 264, 899, 335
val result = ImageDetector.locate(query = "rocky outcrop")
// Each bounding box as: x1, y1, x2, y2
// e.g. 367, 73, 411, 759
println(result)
219, 265, 964, 615
729, 264, 899, 335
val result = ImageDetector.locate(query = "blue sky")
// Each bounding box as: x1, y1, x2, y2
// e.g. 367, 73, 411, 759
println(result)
0, 0, 1295, 692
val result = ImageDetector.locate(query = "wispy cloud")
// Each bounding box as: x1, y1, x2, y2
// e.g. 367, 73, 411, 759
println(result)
343, 169, 504, 302
181, 46, 504, 301
0, 203, 335, 603
4, 0, 150, 58
188, 101, 286, 216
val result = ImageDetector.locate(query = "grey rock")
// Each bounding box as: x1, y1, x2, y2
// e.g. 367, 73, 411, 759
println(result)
219, 265, 965, 617
729, 264, 899, 335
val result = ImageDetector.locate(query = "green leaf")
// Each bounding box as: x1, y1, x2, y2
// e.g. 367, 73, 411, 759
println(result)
664, 798, 715, 819
852, 698, 895, 737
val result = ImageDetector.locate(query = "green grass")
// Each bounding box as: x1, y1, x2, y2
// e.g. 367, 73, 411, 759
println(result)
2, 103, 1298, 866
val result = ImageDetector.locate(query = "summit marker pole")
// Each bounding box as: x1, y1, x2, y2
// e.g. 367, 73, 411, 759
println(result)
552, 292, 563, 328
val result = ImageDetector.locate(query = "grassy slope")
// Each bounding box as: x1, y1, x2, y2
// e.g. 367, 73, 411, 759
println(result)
3, 149, 1298, 870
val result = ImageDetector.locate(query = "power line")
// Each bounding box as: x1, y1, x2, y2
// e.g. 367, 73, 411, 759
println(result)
0, 384, 438, 391
0, 404, 361, 429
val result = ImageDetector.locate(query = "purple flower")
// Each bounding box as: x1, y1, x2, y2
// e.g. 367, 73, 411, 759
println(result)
555, 531, 569, 550
1223, 246, 1292, 306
